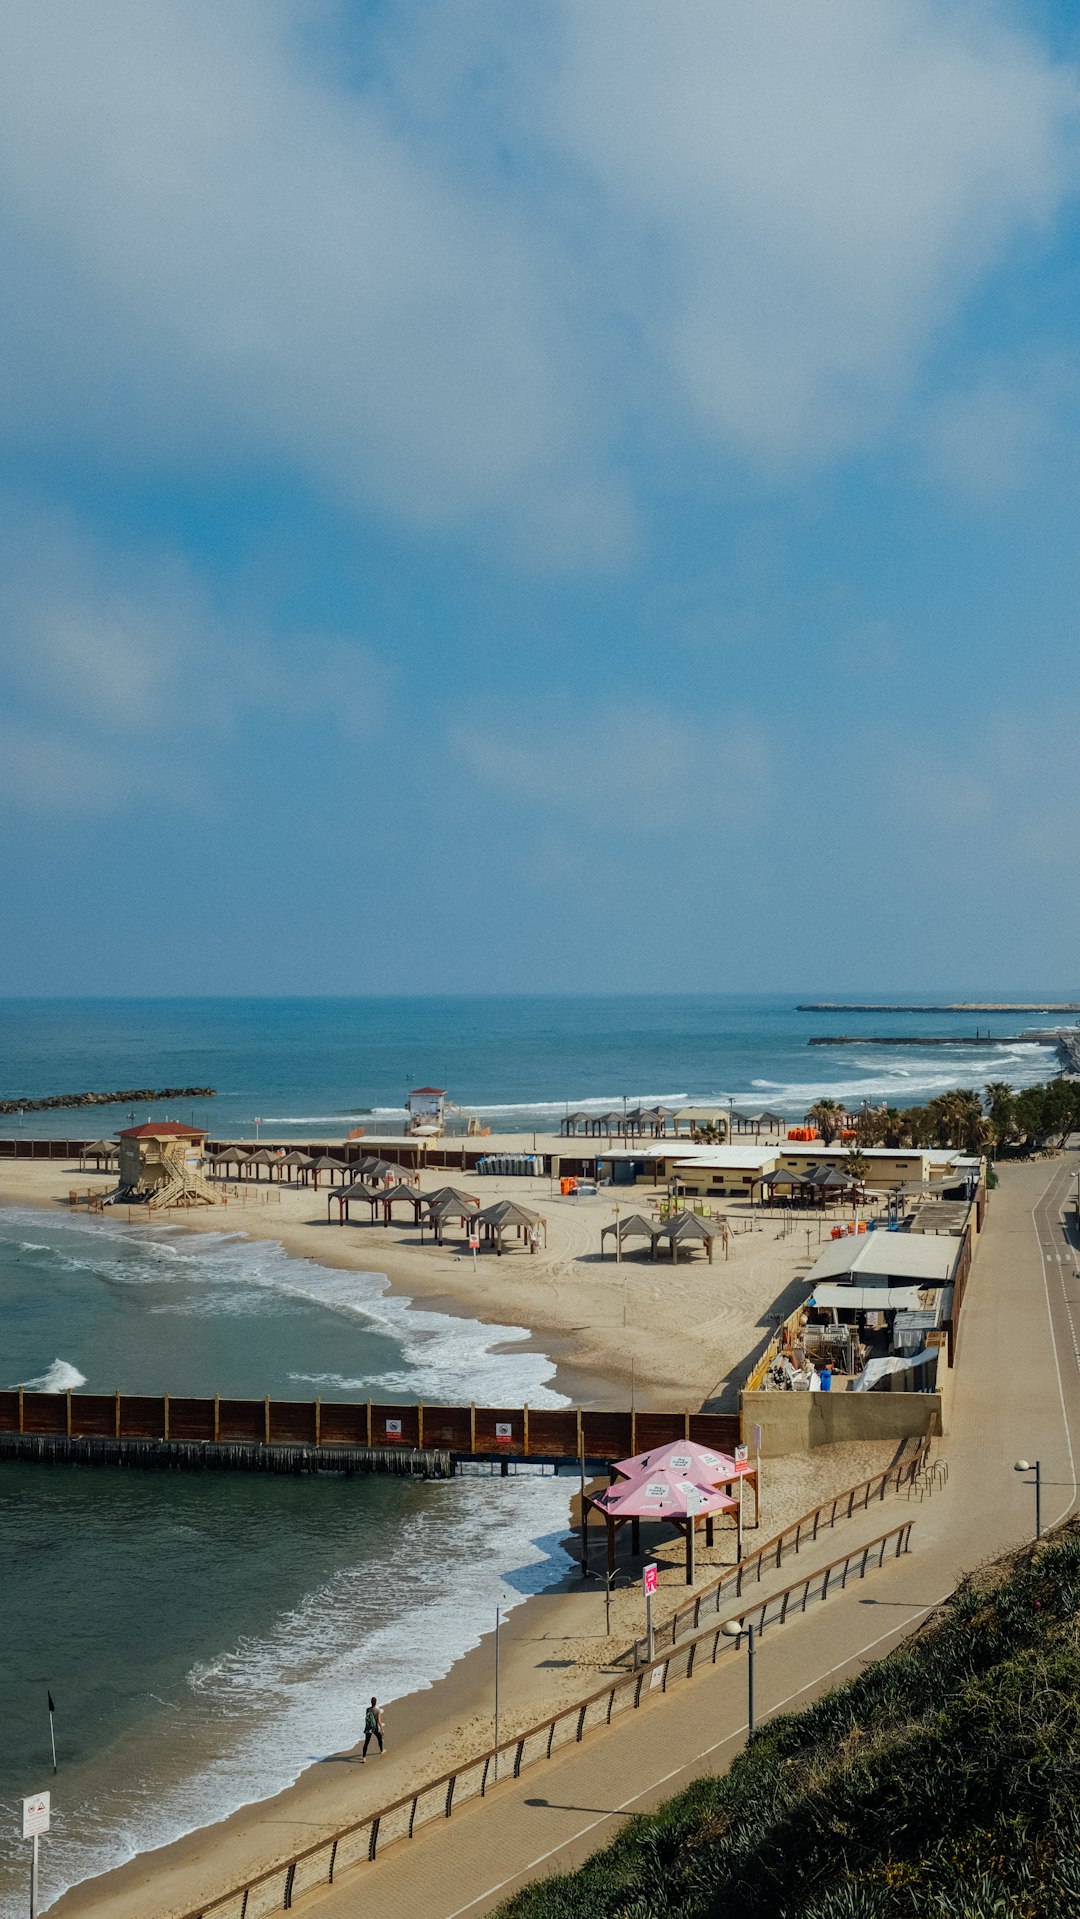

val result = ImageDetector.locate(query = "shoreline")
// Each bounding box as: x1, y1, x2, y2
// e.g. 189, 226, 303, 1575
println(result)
0, 1158, 778, 1408
0, 1161, 895, 1918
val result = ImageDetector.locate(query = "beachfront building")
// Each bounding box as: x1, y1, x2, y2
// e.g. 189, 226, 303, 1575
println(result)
597, 1142, 778, 1191
115, 1121, 214, 1208
774, 1143, 980, 1192
670, 1145, 780, 1198
797, 1230, 965, 1381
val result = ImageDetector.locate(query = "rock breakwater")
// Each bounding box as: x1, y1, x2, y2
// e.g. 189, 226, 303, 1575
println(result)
0, 1086, 215, 1115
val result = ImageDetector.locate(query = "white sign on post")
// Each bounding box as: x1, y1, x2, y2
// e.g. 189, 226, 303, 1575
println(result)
468, 1234, 479, 1249
752, 1423, 762, 1452
734, 1444, 752, 1476
642, 1562, 658, 1597
22, 1794, 49, 1839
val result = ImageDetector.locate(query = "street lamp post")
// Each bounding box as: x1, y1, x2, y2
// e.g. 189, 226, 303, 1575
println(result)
493, 1605, 505, 1778
722, 1617, 755, 1732
1014, 1459, 1042, 1539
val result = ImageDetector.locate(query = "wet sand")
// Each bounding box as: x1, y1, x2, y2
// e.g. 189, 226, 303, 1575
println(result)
0, 1158, 890, 1917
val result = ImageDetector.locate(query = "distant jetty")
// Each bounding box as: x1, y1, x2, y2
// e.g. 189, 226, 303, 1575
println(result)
798, 1002, 1080, 1014
807, 1036, 1021, 1048
0, 1086, 215, 1115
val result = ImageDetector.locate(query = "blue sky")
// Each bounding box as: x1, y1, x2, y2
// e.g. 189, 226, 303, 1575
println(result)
2, 0, 1080, 995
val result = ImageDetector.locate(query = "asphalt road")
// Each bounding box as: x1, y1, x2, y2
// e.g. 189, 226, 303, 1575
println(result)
296, 1150, 1080, 1918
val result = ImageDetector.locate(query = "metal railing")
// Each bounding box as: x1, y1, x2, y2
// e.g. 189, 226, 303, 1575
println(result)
181, 1519, 915, 1919
621, 1435, 931, 1666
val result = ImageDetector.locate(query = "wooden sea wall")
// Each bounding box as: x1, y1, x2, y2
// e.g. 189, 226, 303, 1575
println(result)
0, 1390, 740, 1464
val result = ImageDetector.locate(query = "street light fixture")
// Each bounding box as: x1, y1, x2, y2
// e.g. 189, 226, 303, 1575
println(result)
1014, 1459, 1042, 1539
722, 1617, 756, 1732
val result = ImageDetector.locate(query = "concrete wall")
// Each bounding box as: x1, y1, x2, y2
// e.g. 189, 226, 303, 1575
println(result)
742, 1388, 941, 1457
776, 1147, 927, 1188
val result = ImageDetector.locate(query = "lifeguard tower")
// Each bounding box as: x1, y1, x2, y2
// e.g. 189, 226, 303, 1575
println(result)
406, 1087, 447, 1137
114, 1122, 216, 1209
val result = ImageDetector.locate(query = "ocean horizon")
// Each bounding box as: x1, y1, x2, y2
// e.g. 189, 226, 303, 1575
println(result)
0, 993, 1064, 1142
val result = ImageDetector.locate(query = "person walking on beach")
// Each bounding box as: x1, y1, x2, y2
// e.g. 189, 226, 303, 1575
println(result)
362, 1696, 384, 1760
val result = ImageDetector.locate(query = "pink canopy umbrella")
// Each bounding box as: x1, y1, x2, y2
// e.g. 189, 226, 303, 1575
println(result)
589, 1467, 739, 1585
592, 1470, 736, 1522
612, 1438, 738, 1484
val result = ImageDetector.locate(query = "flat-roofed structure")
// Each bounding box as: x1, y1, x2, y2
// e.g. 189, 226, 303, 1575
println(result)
597, 1142, 777, 1190
805, 1232, 961, 1287
671, 1144, 779, 1198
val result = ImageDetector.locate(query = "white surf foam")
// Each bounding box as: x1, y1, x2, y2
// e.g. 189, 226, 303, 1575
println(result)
22, 1474, 576, 1915
14, 1358, 86, 1393
0, 1209, 567, 1408
748, 1041, 1057, 1112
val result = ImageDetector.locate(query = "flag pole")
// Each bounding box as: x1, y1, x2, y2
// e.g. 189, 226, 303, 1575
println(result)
47, 1693, 56, 1775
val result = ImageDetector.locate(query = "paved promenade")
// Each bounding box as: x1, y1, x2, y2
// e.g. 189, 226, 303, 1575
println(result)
295, 1150, 1080, 1918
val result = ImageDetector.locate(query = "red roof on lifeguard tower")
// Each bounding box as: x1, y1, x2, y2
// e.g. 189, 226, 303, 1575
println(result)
119, 1121, 206, 1139
409, 1087, 446, 1097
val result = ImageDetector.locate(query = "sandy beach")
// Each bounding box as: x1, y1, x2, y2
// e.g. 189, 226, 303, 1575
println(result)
0, 1155, 898, 1918
0, 1151, 841, 1410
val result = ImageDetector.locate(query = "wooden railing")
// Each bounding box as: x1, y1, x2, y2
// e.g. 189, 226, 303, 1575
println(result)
179, 1519, 915, 1919
0, 1389, 739, 1463
622, 1435, 931, 1665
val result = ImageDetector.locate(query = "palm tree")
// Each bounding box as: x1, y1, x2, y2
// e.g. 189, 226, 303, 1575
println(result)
807, 1098, 844, 1145
855, 1105, 888, 1146
984, 1081, 1016, 1154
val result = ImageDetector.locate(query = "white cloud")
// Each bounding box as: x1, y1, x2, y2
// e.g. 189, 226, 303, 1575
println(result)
0, 0, 1071, 563
0, 509, 390, 812
0, 1, 622, 555
550, 0, 1079, 463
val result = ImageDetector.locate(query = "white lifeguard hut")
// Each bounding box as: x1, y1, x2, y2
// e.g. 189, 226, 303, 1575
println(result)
406, 1087, 447, 1137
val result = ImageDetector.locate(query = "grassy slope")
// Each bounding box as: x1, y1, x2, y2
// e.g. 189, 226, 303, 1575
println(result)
497, 1521, 1080, 1919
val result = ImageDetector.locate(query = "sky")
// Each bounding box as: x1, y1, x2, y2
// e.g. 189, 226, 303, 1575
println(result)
2, 0, 1080, 996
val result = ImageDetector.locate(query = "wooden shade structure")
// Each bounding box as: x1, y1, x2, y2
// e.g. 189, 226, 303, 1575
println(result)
588, 1469, 739, 1585
310, 1155, 348, 1189
359, 1156, 406, 1185
278, 1150, 313, 1184
474, 1200, 547, 1255
653, 1212, 723, 1262
245, 1148, 283, 1181
600, 1213, 658, 1257
421, 1188, 480, 1243
209, 1147, 250, 1178
559, 1111, 593, 1136
328, 1181, 382, 1223
381, 1182, 425, 1225
79, 1140, 118, 1169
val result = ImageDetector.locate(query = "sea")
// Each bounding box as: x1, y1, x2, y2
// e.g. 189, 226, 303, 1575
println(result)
0, 994, 1064, 1912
